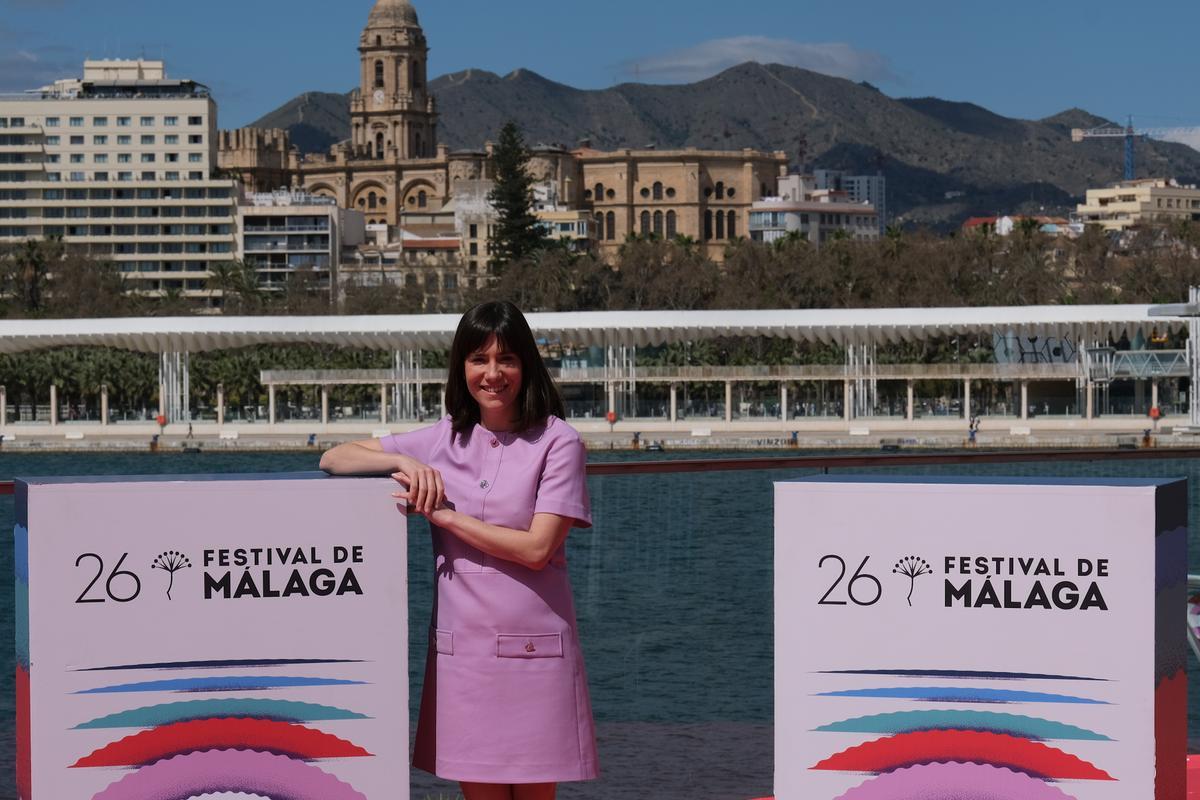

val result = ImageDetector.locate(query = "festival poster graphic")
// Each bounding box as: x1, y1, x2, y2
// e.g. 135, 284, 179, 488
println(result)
774, 476, 1187, 800
16, 473, 409, 800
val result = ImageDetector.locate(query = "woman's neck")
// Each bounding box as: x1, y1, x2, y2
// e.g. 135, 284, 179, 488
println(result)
479, 409, 516, 432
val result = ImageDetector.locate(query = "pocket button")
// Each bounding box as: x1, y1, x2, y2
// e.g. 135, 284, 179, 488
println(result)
480, 480, 489, 489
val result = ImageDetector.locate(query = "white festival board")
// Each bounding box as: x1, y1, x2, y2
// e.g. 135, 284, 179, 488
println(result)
16, 473, 408, 800
775, 476, 1187, 800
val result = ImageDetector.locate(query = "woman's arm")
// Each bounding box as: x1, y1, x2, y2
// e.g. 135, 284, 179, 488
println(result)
423, 507, 574, 572
319, 438, 445, 514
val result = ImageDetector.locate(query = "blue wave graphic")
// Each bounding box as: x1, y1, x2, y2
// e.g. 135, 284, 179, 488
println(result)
817, 686, 1107, 704
76, 676, 366, 694
74, 697, 370, 729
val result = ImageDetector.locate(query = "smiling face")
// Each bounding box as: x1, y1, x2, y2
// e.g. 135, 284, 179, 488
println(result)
465, 334, 523, 430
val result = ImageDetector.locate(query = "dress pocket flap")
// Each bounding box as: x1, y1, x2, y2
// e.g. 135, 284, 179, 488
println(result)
434, 628, 454, 656
496, 632, 563, 659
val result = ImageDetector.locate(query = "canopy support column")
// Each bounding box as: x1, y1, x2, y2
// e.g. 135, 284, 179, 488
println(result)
1020, 381, 1029, 420
158, 351, 190, 424
268, 384, 276, 425
906, 380, 914, 422
50, 384, 58, 427
963, 379, 972, 419
217, 384, 225, 427
780, 383, 788, 422
100, 384, 109, 426
725, 381, 733, 423
0, 385, 6, 430
321, 387, 330, 425
669, 384, 678, 423
380, 384, 388, 425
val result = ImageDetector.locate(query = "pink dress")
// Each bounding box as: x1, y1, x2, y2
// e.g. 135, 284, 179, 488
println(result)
381, 415, 599, 783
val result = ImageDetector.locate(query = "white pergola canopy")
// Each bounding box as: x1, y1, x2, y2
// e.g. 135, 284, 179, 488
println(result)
0, 306, 1184, 355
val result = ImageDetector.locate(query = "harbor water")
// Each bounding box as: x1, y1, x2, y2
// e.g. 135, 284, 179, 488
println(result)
1, 449, 1198, 800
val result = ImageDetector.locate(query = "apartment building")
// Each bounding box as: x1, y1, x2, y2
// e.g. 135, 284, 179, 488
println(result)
814, 169, 887, 234
1074, 178, 1200, 231
0, 59, 239, 299
237, 189, 364, 297
748, 174, 880, 246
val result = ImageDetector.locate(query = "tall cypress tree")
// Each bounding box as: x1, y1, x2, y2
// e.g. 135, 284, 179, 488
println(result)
488, 121, 545, 269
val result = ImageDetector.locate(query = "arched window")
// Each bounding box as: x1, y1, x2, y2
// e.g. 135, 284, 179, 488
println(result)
418, 190, 427, 208
415, 132, 423, 157
640, 210, 651, 235
594, 183, 604, 202
375, 132, 384, 159
704, 210, 713, 241
653, 211, 663, 237
368, 192, 378, 209
594, 212, 603, 238
652, 181, 663, 200
410, 60, 421, 89
715, 181, 725, 200
727, 210, 736, 239
605, 211, 615, 240
666, 210, 677, 238
716, 210, 725, 239
375, 35, 382, 47
374, 60, 384, 89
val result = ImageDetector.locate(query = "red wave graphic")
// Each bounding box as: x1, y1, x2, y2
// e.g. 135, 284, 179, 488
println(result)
71, 717, 372, 768
812, 729, 1114, 780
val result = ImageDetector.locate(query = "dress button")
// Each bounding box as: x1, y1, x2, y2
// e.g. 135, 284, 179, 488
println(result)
490, 438, 499, 448
480, 480, 489, 489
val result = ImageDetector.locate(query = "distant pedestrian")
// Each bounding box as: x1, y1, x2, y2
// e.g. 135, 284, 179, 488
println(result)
968, 415, 978, 445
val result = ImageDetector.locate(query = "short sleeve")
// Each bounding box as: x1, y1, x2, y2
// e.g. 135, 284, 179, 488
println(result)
534, 424, 592, 528
378, 416, 451, 465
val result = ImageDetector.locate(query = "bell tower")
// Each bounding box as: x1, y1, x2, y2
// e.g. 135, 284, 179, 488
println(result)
350, 0, 438, 160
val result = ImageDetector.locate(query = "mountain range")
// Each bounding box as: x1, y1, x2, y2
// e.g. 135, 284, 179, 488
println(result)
248, 62, 1200, 226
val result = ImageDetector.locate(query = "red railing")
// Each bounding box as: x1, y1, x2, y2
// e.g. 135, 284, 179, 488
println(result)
3, 447, 1200, 493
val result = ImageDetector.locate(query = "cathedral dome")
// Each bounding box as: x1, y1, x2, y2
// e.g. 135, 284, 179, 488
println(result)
366, 0, 420, 28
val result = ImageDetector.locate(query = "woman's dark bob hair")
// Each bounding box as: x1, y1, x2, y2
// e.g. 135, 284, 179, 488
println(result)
445, 301, 565, 434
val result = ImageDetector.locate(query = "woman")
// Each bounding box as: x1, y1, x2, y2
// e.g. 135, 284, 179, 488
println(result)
320, 301, 598, 800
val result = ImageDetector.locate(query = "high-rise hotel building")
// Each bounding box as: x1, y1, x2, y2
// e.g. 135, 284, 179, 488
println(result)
0, 59, 239, 299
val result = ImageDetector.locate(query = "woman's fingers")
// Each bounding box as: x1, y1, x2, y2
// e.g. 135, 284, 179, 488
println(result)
434, 470, 446, 511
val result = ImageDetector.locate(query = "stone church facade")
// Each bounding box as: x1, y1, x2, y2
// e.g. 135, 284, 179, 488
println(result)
218, 0, 788, 264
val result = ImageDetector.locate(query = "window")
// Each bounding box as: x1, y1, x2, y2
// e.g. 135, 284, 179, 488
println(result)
141, 153, 156, 163
605, 211, 615, 240
375, 60, 385, 88
187, 116, 202, 126
165, 153, 179, 162
715, 211, 725, 239
69, 117, 83, 127
594, 183, 604, 202
640, 187, 650, 199
188, 171, 203, 180
375, 132, 384, 159
469, 223, 478, 238
469, 242, 478, 255
141, 135, 155, 145
640, 210, 651, 235
93, 135, 107, 145
69, 171, 85, 181
368, 192, 377, 209
117, 116, 131, 127
45, 117, 59, 127
165, 171, 179, 180
704, 210, 713, 240
46, 154, 60, 164
653, 211, 663, 237
164, 134, 178, 144
45, 136, 59, 145
140, 116, 155, 126
117, 135, 131, 145
117, 153, 131, 163
70, 154, 85, 163
727, 210, 736, 238
418, 190, 427, 208
188, 134, 203, 144
70, 135, 84, 145
666, 210, 677, 238
653, 181, 663, 200
141, 170, 155, 180
93, 116, 108, 126
716, 181, 725, 200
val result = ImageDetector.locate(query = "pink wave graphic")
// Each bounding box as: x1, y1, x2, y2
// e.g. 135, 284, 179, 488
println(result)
90, 749, 367, 800
835, 762, 1080, 800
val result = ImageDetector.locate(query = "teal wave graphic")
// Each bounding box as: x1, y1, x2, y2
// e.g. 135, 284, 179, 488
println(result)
74, 698, 370, 729
815, 710, 1111, 741
817, 686, 1106, 704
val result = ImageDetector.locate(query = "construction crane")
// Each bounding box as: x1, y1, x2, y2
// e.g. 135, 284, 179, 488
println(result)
1072, 116, 1200, 181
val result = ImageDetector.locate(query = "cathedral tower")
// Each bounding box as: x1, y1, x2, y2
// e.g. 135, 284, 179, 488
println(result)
350, 0, 438, 160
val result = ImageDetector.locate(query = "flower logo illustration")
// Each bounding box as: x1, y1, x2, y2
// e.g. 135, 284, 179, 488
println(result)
893, 556, 933, 607
150, 551, 192, 600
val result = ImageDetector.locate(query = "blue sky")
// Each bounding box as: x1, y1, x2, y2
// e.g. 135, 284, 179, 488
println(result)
2, 0, 1198, 141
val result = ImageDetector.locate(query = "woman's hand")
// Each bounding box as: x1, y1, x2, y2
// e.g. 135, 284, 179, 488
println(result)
390, 454, 445, 516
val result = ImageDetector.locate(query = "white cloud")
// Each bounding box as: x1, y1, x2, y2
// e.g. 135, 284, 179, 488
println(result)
1159, 129, 1200, 154
0, 45, 80, 92
620, 36, 896, 84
